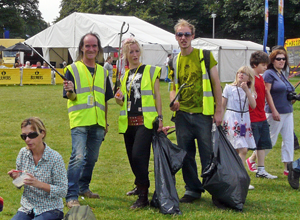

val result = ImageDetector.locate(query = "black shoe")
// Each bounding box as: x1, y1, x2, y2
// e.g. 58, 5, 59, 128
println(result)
130, 193, 149, 209
126, 187, 139, 196
179, 195, 199, 203
287, 162, 300, 189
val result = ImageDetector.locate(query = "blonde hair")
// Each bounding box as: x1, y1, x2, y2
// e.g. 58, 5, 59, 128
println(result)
122, 37, 142, 61
21, 117, 46, 140
174, 19, 195, 35
231, 66, 256, 96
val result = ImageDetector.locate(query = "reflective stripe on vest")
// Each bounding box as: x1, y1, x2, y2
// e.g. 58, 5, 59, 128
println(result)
67, 62, 107, 129
173, 49, 215, 115
118, 65, 161, 133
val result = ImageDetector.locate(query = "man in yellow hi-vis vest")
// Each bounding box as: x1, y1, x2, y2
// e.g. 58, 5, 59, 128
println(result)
63, 33, 114, 209
170, 19, 222, 204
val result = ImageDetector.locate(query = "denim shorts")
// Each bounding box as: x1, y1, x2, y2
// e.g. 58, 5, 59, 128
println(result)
251, 120, 272, 150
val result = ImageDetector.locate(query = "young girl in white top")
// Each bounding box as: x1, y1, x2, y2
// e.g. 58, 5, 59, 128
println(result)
222, 66, 256, 163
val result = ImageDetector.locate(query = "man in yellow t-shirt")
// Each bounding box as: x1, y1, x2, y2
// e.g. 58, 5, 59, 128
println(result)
170, 19, 222, 204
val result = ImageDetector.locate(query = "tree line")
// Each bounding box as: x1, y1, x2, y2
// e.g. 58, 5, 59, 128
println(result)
1, 0, 300, 48
0, 0, 48, 39
56, 0, 300, 47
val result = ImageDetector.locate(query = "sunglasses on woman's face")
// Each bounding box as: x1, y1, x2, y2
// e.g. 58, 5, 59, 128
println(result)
20, 132, 39, 140
275, 57, 286, 61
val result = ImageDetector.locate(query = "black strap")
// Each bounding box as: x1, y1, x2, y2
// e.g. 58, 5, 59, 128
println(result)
236, 86, 247, 122
200, 49, 214, 96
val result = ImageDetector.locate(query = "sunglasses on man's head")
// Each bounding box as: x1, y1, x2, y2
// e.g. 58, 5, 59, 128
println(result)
176, 32, 192, 37
20, 132, 39, 140
275, 57, 286, 61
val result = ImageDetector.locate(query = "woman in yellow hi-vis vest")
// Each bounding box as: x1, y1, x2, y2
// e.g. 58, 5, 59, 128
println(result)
115, 37, 163, 209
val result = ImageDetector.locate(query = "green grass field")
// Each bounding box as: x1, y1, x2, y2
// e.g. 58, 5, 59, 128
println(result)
1, 79, 300, 219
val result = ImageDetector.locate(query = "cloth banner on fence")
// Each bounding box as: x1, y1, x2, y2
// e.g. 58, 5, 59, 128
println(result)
22, 69, 52, 85
54, 68, 65, 84
0, 69, 20, 85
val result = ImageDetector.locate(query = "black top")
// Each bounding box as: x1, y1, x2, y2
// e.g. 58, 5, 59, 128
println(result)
126, 65, 147, 117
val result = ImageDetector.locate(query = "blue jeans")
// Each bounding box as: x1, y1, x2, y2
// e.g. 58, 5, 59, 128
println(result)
66, 124, 105, 202
293, 158, 300, 172
165, 66, 170, 82
11, 210, 63, 220
175, 111, 213, 198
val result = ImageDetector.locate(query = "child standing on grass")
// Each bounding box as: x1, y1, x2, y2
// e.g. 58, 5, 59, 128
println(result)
246, 51, 278, 179
221, 66, 257, 188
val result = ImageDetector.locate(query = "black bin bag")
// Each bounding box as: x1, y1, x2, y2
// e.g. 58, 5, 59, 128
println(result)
201, 124, 250, 211
151, 119, 186, 215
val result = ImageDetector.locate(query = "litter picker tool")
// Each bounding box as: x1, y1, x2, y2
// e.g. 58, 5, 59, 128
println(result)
23, 42, 67, 81
24, 42, 73, 93
114, 22, 129, 95
169, 83, 193, 107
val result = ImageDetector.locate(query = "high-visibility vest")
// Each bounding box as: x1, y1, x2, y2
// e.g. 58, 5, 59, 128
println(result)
118, 65, 161, 133
66, 61, 107, 129
173, 49, 215, 115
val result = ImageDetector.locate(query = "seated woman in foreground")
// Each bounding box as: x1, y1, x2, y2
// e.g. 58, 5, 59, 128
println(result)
8, 117, 68, 220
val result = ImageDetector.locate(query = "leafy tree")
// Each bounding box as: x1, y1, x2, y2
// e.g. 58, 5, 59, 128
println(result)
57, 0, 83, 20
0, 0, 47, 38
57, 0, 172, 31
56, 0, 300, 48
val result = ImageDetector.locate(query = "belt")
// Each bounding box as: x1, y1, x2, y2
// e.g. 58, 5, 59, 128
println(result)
227, 108, 249, 113
128, 116, 144, 126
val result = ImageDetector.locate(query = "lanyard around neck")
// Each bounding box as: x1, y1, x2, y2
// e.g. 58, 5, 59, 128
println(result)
81, 61, 96, 94
128, 63, 142, 99
236, 86, 247, 121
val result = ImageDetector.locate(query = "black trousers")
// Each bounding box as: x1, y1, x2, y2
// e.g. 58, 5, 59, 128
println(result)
124, 125, 153, 187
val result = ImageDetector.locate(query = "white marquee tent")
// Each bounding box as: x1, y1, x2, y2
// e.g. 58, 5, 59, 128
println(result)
192, 38, 269, 82
25, 12, 178, 78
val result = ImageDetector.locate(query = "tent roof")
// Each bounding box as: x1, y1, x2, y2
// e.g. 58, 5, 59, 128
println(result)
192, 38, 269, 50
25, 12, 178, 49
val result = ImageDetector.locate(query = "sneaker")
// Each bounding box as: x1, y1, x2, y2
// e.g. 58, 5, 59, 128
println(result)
287, 162, 300, 189
256, 170, 278, 179
79, 190, 100, 199
246, 158, 257, 172
66, 200, 80, 209
248, 185, 255, 190
179, 195, 199, 203
284, 170, 289, 176
126, 187, 139, 196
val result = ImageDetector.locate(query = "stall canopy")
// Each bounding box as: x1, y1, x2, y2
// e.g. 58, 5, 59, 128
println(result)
192, 38, 269, 82
25, 12, 178, 78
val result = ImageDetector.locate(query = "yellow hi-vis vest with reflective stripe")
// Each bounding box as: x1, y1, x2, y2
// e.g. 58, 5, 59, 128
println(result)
118, 65, 161, 133
67, 61, 107, 129
174, 49, 215, 115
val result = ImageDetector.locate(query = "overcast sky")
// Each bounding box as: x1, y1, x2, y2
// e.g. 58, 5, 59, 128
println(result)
39, 0, 61, 24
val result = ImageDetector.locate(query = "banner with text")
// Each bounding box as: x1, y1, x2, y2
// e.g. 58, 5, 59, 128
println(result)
0, 69, 20, 85
22, 69, 52, 85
